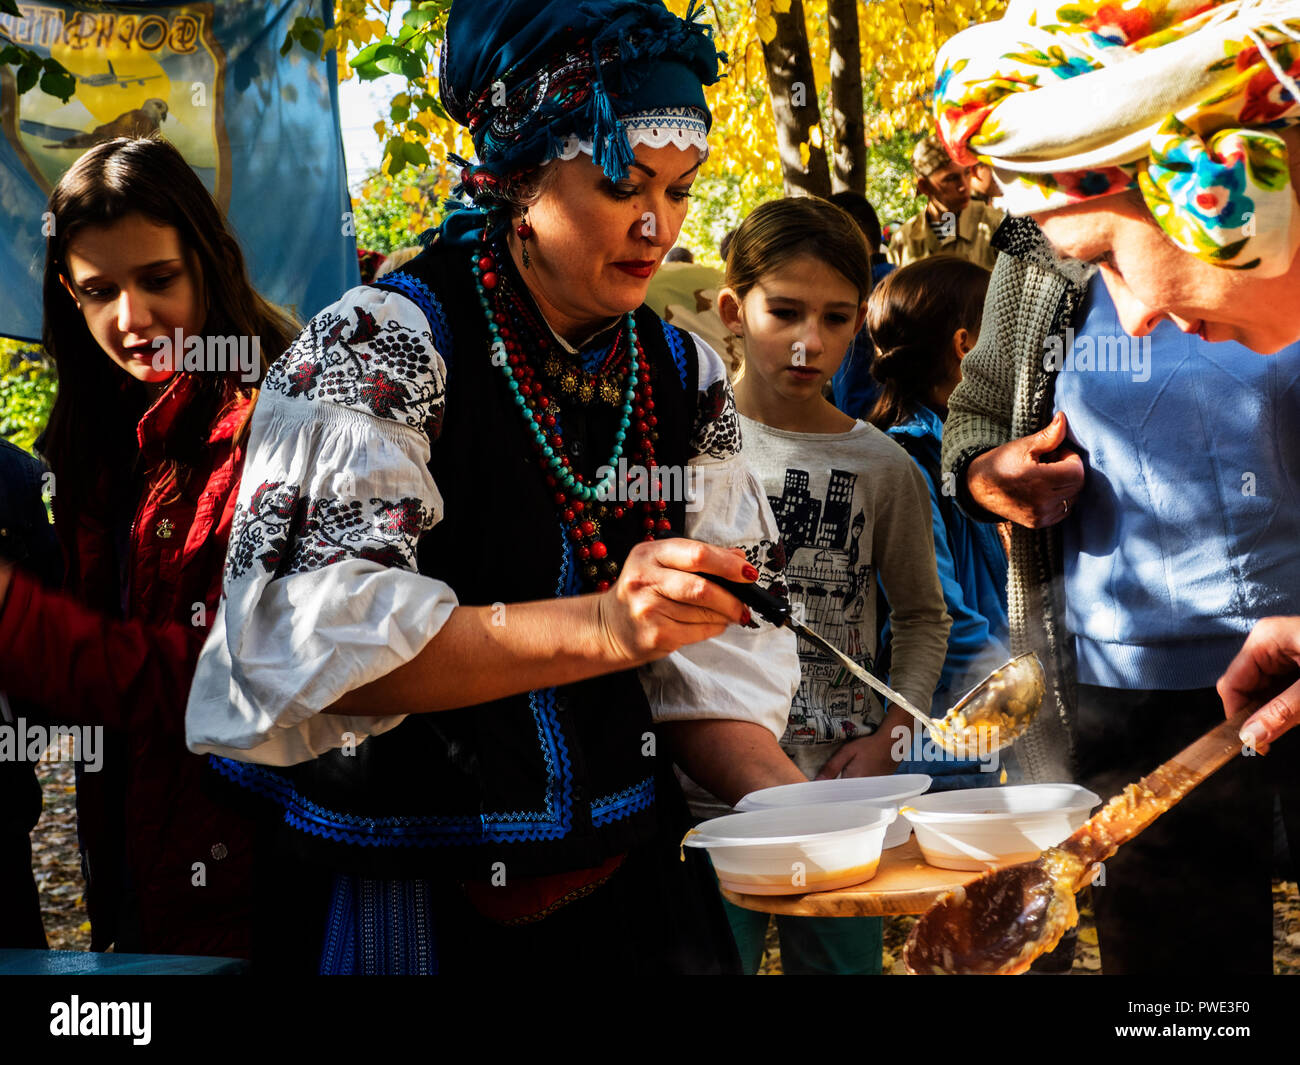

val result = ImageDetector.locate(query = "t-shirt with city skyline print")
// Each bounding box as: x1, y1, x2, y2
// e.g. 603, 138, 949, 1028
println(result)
737, 414, 950, 779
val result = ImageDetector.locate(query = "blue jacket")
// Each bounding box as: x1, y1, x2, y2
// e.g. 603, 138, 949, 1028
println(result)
0, 438, 59, 583
885, 406, 1010, 787
885, 406, 1010, 713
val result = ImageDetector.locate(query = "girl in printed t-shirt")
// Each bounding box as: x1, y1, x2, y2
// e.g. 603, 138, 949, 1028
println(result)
712, 197, 951, 974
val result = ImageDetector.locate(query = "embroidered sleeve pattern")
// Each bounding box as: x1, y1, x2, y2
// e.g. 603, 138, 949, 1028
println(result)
688, 334, 742, 461
225, 480, 300, 582
226, 483, 435, 583
186, 287, 458, 767
224, 289, 446, 587
290, 495, 434, 574
264, 296, 447, 439
742, 538, 789, 603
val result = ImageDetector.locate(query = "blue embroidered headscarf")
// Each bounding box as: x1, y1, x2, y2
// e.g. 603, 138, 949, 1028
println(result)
439, 0, 724, 202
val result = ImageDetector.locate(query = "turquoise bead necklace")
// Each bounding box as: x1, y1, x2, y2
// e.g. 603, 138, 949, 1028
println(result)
471, 236, 668, 590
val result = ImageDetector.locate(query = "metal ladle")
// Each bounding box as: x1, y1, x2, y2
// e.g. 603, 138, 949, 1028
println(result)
903, 709, 1251, 974
702, 574, 1045, 755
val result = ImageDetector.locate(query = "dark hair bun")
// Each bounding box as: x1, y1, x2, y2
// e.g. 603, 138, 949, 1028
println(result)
868, 343, 911, 376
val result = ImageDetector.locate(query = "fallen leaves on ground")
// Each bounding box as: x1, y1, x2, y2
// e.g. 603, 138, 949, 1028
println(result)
31, 758, 89, 951
28, 760, 1300, 972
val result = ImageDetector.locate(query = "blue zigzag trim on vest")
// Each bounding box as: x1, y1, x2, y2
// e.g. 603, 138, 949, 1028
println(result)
207, 513, 584, 846
661, 320, 691, 391
558, 510, 581, 597
591, 776, 656, 827
209, 694, 572, 846
374, 271, 454, 361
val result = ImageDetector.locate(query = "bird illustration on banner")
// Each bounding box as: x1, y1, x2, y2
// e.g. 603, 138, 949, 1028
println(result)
45, 99, 169, 149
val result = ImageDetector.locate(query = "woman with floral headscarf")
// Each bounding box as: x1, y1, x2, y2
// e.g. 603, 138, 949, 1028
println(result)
934, 0, 1300, 973
183, 0, 806, 974
936, 0, 1300, 351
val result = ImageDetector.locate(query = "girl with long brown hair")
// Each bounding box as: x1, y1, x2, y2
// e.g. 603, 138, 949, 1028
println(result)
0, 136, 295, 957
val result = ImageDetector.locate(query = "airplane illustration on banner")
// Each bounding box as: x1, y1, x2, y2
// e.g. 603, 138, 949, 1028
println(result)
74, 60, 163, 89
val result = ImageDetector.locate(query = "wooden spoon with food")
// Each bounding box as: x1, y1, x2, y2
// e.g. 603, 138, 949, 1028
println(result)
903, 709, 1252, 975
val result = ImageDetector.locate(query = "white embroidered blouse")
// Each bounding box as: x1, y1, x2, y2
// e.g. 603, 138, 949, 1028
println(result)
185, 285, 799, 766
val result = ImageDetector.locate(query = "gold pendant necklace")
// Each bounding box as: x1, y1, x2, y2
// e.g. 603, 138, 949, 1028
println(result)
544, 354, 624, 407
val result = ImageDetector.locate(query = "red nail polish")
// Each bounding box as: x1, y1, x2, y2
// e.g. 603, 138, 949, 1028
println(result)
740, 607, 752, 626
742, 564, 759, 581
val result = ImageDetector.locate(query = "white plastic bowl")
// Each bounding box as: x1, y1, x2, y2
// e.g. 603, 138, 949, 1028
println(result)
734, 775, 931, 849
685, 803, 896, 895
899, 784, 1100, 871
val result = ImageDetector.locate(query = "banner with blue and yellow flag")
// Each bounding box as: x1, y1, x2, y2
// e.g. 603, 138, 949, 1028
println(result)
0, 0, 359, 341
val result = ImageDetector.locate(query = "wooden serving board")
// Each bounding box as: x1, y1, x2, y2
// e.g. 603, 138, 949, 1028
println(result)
719, 837, 1021, 917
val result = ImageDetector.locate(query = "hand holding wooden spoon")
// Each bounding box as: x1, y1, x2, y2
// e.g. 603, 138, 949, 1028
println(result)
1217, 615, 1300, 755
904, 709, 1251, 974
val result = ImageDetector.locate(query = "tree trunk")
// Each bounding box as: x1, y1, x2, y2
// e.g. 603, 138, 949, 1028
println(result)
759, 0, 831, 198
827, 0, 865, 195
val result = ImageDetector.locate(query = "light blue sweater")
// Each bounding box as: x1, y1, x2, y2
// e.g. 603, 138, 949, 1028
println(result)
1053, 278, 1300, 690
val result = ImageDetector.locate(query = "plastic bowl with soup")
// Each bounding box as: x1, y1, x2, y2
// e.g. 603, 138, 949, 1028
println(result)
684, 803, 897, 895
899, 784, 1100, 871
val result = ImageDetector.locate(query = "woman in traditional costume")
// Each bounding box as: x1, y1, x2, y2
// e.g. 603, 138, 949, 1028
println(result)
185, 0, 807, 974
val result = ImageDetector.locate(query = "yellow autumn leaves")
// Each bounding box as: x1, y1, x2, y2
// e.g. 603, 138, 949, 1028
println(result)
671, 0, 1006, 177
337, 1, 1008, 235
754, 0, 793, 44
863, 0, 1010, 139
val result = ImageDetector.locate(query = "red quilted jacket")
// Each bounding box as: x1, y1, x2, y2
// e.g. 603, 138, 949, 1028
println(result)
0, 373, 256, 958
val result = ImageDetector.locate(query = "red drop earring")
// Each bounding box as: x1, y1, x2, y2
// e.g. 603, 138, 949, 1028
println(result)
517, 210, 533, 268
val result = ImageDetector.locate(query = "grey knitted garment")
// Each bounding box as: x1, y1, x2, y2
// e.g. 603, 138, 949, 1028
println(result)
941, 217, 1093, 784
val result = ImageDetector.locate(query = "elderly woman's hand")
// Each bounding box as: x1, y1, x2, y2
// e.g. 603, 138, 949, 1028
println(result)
1217, 617, 1300, 754
596, 539, 757, 668
966, 412, 1085, 528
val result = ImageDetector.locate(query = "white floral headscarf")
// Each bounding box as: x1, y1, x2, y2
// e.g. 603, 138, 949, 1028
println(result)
935, 0, 1300, 274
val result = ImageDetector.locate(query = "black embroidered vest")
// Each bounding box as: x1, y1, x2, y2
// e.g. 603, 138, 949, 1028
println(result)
247, 240, 702, 880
